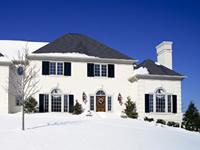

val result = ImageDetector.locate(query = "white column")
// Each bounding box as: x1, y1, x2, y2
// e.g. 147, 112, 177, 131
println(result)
61, 95, 64, 112
165, 95, 168, 113
153, 94, 156, 113
49, 94, 51, 112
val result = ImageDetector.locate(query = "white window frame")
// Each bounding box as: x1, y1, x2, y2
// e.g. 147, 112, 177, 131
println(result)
89, 95, 95, 111
49, 62, 56, 75
15, 95, 22, 106
64, 95, 69, 112
94, 63, 108, 77
147, 90, 174, 114
107, 96, 112, 112
57, 62, 64, 75
49, 61, 64, 75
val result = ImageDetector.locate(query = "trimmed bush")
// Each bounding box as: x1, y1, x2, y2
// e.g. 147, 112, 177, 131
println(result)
73, 100, 82, 115
121, 112, 128, 118
24, 97, 37, 113
144, 117, 154, 122
156, 119, 166, 125
167, 121, 180, 127
123, 97, 138, 119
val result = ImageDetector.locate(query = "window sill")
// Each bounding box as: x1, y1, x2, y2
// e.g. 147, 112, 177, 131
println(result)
146, 112, 175, 115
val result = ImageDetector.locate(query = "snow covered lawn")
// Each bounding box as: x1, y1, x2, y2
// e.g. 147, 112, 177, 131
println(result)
0, 113, 199, 150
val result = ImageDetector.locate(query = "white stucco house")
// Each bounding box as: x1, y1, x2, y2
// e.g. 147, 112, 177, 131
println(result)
0, 33, 185, 122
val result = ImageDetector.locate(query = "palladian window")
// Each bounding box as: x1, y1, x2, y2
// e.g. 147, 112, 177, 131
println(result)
145, 88, 177, 113
155, 89, 166, 112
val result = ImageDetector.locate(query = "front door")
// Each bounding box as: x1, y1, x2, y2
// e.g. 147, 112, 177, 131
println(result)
96, 96, 106, 112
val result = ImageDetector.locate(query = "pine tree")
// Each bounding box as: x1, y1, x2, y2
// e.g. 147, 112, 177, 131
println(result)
123, 97, 138, 119
73, 100, 82, 115
183, 101, 200, 131
24, 97, 37, 113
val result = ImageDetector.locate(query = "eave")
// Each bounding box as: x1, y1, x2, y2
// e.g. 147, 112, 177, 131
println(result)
129, 74, 186, 82
28, 54, 137, 65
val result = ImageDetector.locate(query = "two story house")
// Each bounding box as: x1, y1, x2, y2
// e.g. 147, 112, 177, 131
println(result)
0, 33, 185, 122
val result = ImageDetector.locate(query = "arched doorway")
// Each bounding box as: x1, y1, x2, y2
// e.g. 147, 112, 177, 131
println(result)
96, 90, 106, 112
51, 88, 62, 112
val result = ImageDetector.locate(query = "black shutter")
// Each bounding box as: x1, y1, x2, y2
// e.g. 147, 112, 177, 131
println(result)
39, 94, 44, 112
172, 95, 177, 113
108, 64, 115, 78
87, 63, 94, 77
64, 62, 71, 76
42, 61, 49, 75
145, 94, 150, 113
69, 95, 74, 113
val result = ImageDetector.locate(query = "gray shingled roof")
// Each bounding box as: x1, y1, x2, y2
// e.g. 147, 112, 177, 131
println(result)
136, 59, 183, 76
33, 33, 133, 60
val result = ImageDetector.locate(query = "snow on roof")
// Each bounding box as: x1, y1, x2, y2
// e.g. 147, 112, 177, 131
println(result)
0, 40, 48, 61
133, 66, 149, 76
29, 52, 99, 58
155, 62, 160, 65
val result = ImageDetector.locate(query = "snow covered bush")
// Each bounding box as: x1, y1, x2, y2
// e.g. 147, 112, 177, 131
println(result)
167, 121, 180, 127
123, 97, 138, 119
73, 100, 82, 115
156, 119, 166, 125
144, 117, 154, 122
121, 112, 128, 118
24, 97, 37, 113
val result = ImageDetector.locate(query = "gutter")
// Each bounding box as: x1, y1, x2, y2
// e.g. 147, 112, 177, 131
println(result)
28, 54, 138, 65
129, 74, 187, 82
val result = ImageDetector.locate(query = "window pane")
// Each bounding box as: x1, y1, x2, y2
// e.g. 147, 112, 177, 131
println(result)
94, 64, 100, 76
96, 90, 105, 96
168, 95, 172, 112
64, 95, 68, 112
101, 65, 107, 77
50, 62, 56, 75
51, 96, 62, 112
57, 63, 63, 75
156, 95, 165, 112
108, 96, 112, 111
149, 94, 153, 112
44, 94, 49, 112
90, 96, 94, 111
16, 96, 22, 106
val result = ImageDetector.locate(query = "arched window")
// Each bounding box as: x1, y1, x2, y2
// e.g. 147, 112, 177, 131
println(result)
51, 88, 62, 97
96, 90, 105, 96
51, 88, 62, 112
155, 88, 165, 112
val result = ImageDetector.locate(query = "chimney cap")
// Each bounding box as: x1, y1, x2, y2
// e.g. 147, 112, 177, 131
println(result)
156, 41, 173, 50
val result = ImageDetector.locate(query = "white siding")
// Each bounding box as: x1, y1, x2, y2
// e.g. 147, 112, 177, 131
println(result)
30, 60, 134, 114
0, 65, 9, 113
132, 78, 182, 122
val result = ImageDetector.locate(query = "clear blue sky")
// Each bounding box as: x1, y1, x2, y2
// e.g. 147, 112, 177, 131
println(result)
0, 0, 199, 111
